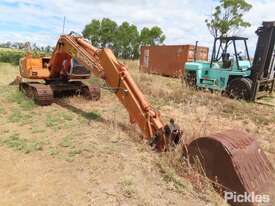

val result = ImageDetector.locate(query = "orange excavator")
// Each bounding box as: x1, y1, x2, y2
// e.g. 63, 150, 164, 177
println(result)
18, 33, 273, 205
19, 44, 100, 106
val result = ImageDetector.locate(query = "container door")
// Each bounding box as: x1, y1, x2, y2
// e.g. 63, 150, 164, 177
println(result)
175, 47, 185, 77
144, 49, 150, 72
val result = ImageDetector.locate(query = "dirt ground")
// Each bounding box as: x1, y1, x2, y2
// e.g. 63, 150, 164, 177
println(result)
0, 61, 274, 206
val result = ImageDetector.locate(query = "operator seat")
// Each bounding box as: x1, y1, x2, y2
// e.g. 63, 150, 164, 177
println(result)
222, 53, 231, 68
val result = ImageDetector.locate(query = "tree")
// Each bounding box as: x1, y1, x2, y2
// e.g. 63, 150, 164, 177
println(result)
140, 26, 165, 46
100, 18, 118, 48
44, 45, 52, 53
83, 18, 117, 48
82, 18, 166, 59
205, 0, 252, 37
115, 22, 139, 59
82, 19, 101, 47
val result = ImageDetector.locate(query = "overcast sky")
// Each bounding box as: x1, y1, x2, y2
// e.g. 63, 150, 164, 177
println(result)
0, 0, 274, 53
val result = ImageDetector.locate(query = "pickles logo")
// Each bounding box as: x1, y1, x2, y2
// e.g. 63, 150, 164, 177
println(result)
224, 192, 270, 204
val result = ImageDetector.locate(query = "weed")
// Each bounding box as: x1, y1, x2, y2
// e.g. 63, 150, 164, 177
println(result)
46, 114, 62, 127
31, 128, 46, 134
137, 199, 151, 206
48, 146, 59, 156
64, 156, 75, 162
83, 111, 101, 120
8, 111, 23, 123
157, 161, 188, 193
1, 134, 43, 154
61, 112, 74, 121
59, 136, 73, 148
0, 106, 5, 114
68, 148, 82, 157
46, 112, 76, 128
119, 176, 136, 198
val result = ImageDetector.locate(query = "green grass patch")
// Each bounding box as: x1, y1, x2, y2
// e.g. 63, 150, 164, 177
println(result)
8, 110, 32, 124
8, 111, 24, 123
61, 112, 74, 121
46, 114, 62, 127
48, 146, 60, 156
83, 111, 101, 120
59, 136, 73, 148
0, 106, 5, 114
119, 176, 136, 198
68, 148, 82, 157
157, 161, 189, 193
46, 112, 75, 128
6, 89, 35, 110
31, 128, 46, 134
1, 134, 43, 154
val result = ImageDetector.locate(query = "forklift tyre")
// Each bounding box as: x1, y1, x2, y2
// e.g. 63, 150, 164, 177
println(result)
226, 77, 252, 101
184, 71, 197, 88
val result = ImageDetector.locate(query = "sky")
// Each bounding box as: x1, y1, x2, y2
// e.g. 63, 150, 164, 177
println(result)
0, 0, 274, 53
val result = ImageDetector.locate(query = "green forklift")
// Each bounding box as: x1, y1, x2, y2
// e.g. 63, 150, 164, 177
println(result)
184, 21, 275, 101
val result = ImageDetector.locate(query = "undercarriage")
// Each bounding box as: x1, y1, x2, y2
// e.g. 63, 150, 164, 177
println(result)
19, 80, 100, 106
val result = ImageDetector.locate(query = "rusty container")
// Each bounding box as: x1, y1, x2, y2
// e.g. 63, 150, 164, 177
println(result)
139, 45, 209, 77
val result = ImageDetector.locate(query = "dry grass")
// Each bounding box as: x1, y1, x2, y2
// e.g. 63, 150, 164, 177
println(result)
0, 62, 19, 85
0, 60, 274, 206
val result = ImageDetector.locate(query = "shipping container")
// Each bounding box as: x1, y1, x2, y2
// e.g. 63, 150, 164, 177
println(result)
139, 45, 209, 77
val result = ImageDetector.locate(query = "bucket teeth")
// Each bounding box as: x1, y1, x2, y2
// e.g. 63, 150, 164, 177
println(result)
187, 129, 274, 205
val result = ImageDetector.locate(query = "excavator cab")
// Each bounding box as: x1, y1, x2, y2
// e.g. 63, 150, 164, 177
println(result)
69, 59, 91, 77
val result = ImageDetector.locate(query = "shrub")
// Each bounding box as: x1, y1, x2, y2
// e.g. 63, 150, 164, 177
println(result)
0, 48, 49, 65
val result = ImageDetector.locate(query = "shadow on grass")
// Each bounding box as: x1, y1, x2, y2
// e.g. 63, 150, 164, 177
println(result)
55, 100, 139, 136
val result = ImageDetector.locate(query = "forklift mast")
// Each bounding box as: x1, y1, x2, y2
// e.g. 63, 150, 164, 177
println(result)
251, 21, 275, 100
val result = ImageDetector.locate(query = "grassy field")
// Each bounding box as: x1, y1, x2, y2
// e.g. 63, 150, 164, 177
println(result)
0, 61, 274, 206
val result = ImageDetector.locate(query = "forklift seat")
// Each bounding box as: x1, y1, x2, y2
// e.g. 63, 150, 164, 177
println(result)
222, 53, 231, 68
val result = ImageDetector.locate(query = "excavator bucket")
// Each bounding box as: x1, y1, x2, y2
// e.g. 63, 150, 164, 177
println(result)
186, 129, 274, 206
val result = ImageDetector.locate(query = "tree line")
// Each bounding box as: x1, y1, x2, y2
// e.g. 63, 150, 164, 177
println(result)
0, 18, 166, 61
0, 42, 53, 53
0, 42, 53, 65
82, 18, 166, 59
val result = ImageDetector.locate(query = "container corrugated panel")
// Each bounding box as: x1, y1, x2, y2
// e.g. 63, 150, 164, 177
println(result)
139, 45, 209, 78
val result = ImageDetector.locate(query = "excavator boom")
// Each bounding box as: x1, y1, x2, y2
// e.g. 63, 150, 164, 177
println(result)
49, 34, 170, 150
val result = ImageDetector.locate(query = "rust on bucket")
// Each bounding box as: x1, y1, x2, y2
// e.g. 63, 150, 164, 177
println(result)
187, 129, 274, 205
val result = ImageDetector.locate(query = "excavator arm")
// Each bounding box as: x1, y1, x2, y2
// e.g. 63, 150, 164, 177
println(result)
48, 33, 178, 150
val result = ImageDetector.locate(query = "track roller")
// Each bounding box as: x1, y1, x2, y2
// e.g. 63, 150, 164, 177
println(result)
19, 82, 54, 106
